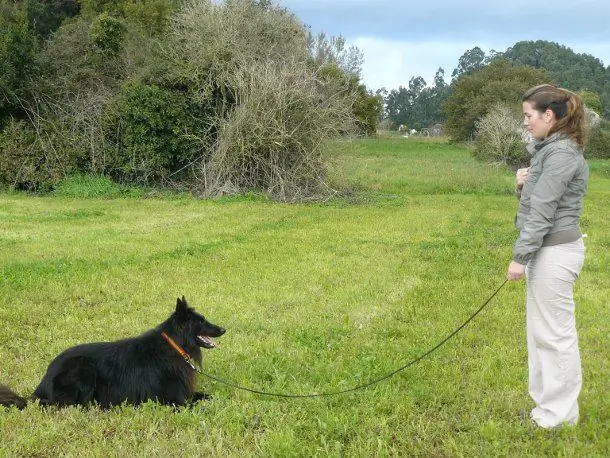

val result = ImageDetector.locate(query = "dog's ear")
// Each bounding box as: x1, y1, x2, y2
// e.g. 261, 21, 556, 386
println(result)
175, 296, 189, 317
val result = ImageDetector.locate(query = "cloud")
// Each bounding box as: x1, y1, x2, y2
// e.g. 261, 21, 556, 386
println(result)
349, 36, 610, 90
282, 0, 610, 90
353, 37, 610, 91
352, 37, 516, 90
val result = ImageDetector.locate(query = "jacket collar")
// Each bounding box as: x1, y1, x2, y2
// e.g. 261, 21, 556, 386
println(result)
526, 132, 565, 155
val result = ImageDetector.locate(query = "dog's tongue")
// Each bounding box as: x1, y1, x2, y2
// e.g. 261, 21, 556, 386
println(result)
199, 335, 217, 348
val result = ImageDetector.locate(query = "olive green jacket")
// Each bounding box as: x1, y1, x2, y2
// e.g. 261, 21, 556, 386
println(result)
513, 133, 588, 265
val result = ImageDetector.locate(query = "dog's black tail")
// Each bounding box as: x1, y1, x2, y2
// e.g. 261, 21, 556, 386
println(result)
0, 383, 27, 409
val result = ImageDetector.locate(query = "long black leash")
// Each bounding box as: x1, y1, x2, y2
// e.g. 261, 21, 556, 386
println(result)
199, 279, 509, 398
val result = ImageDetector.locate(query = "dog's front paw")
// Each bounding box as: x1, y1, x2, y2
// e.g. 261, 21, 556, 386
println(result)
191, 392, 213, 403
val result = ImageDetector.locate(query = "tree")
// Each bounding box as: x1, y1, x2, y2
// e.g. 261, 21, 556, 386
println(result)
498, 40, 610, 118
444, 60, 549, 142
308, 32, 378, 135
384, 86, 410, 128
0, 2, 38, 128
383, 68, 449, 130
451, 46, 486, 79
579, 90, 603, 115
383, 77, 425, 130
420, 67, 450, 126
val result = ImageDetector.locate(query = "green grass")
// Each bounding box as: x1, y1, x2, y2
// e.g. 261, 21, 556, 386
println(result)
332, 136, 515, 197
1, 137, 608, 456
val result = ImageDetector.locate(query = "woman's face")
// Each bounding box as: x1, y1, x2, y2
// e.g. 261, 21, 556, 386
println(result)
523, 101, 554, 140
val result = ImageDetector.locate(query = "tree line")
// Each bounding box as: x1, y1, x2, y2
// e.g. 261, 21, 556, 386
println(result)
380, 41, 609, 133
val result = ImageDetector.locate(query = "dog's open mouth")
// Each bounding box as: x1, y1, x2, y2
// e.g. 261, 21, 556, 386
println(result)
197, 335, 217, 349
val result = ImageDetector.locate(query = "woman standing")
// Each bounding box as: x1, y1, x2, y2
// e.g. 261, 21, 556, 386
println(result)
507, 84, 589, 428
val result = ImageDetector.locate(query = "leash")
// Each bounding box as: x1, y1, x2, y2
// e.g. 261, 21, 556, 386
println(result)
197, 279, 509, 398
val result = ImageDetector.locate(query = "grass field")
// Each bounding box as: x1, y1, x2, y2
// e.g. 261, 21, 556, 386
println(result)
1, 137, 608, 456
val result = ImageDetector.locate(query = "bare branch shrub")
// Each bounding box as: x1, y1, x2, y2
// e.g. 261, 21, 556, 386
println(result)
168, 0, 358, 200
309, 32, 364, 78
169, 0, 311, 87
199, 61, 355, 200
474, 103, 529, 168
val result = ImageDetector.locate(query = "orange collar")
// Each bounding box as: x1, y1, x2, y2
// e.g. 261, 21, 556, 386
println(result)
161, 331, 199, 372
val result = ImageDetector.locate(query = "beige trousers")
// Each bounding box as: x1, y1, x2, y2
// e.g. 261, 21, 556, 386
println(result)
525, 238, 585, 428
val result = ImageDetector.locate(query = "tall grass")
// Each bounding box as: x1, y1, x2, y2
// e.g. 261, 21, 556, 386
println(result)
0, 137, 608, 456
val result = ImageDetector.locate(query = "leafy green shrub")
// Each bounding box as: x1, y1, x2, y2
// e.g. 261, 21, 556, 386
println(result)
114, 83, 204, 185
18, 16, 129, 182
1, 0, 366, 199
317, 64, 382, 136
21, 15, 158, 185
444, 60, 548, 142
90, 12, 126, 55
26, 0, 81, 40
474, 103, 529, 167
0, 119, 68, 190
586, 121, 610, 159
122, 0, 176, 37
580, 90, 604, 115
40, 17, 124, 95
0, 3, 39, 128
353, 85, 383, 136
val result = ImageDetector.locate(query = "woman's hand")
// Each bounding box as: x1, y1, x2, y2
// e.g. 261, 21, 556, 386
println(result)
516, 167, 530, 190
507, 261, 526, 281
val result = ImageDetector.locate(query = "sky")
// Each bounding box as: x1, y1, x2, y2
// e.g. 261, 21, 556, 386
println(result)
280, 0, 610, 91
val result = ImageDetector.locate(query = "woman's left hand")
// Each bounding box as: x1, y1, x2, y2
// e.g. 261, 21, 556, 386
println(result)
507, 261, 526, 281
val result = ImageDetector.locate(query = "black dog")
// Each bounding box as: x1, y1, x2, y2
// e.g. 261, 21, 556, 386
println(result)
0, 296, 225, 409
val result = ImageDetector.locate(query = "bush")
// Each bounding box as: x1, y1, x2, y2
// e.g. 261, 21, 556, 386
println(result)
580, 90, 604, 116
586, 121, 610, 159
1, 0, 365, 199
0, 3, 39, 128
199, 61, 355, 200
122, 0, 176, 37
169, 0, 358, 200
473, 103, 529, 167
0, 119, 70, 190
377, 118, 397, 132
113, 83, 205, 185
317, 63, 376, 136
2, 15, 153, 187
444, 60, 548, 142
347, 77, 382, 136
90, 12, 126, 55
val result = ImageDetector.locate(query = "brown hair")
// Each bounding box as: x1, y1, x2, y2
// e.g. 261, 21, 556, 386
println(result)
522, 84, 587, 148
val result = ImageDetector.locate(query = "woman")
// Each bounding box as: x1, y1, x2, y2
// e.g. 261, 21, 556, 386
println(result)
507, 84, 588, 429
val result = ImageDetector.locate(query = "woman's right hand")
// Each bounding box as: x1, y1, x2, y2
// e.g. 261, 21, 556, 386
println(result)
516, 167, 530, 189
